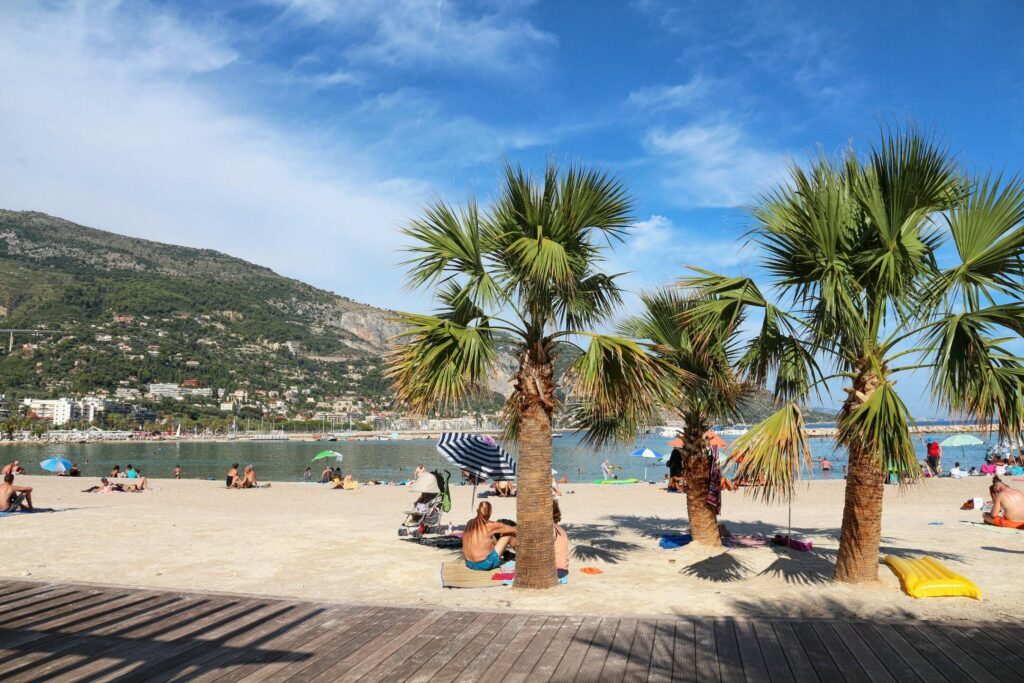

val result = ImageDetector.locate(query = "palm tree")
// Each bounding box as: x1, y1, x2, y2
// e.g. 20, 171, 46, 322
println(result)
682, 129, 1024, 583
387, 161, 685, 589
621, 289, 752, 546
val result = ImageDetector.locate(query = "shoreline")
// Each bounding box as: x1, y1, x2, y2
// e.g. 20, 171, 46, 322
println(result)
0, 422, 1002, 448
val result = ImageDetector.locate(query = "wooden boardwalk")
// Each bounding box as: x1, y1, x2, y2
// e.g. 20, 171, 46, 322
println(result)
0, 580, 1021, 682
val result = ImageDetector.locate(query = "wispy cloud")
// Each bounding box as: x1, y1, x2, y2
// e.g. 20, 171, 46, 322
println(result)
268, 0, 557, 73
0, 1, 427, 309
627, 75, 713, 112
644, 122, 788, 207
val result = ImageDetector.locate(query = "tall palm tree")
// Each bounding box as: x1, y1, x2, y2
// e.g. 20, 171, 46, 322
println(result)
387, 161, 685, 589
621, 289, 753, 546
682, 129, 1024, 583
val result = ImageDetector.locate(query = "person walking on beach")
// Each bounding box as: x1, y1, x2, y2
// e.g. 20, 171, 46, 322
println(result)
601, 459, 611, 480
926, 437, 942, 474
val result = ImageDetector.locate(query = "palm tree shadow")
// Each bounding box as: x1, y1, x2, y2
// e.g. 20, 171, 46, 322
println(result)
757, 549, 835, 586
679, 552, 751, 582
723, 594, 918, 621
879, 544, 963, 563
981, 546, 1024, 555
606, 514, 686, 540
565, 522, 642, 564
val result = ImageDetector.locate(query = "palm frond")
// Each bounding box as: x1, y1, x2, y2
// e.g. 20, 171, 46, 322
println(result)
836, 380, 919, 480
385, 312, 497, 415
564, 333, 689, 448
725, 402, 812, 503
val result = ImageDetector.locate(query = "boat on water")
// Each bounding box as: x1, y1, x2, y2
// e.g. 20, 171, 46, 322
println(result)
717, 426, 749, 436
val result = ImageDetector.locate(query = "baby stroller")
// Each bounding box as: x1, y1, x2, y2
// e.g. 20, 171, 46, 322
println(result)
398, 470, 451, 537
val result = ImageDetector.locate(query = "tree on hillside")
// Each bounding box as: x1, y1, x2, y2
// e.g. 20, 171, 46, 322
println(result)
387, 162, 685, 589
622, 289, 755, 546
683, 128, 1024, 582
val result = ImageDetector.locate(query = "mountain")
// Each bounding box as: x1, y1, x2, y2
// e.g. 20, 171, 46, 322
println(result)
0, 210, 418, 403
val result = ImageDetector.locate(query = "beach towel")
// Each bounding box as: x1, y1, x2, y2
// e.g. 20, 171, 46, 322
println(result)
440, 562, 505, 588
402, 534, 463, 549
706, 454, 722, 514
659, 534, 693, 549
723, 534, 769, 548
959, 520, 1022, 535
0, 507, 60, 517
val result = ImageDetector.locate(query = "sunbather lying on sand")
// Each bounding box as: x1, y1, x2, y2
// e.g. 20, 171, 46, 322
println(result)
82, 477, 127, 493
462, 501, 516, 571
984, 477, 1024, 528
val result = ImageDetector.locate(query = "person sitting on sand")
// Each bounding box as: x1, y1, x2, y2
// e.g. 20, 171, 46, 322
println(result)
2, 460, 20, 477
414, 464, 426, 480
553, 500, 569, 579
494, 480, 515, 497
950, 462, 967, 478
226, 463, 240, 488
111, 465, 121, 478
126, 464, 138, 480
319, 466, 332, 483
69, 463, 81, 477
128, 468, 149, 491
82, 477, 126, 493
984, 477, 1024, 528
1, 473, 33, 511
462, 501, 516, 571
241, 465, 258, 489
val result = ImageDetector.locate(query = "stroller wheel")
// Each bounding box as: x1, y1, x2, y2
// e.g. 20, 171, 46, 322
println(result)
411, 529, 422, 538
398, 528, 409, 537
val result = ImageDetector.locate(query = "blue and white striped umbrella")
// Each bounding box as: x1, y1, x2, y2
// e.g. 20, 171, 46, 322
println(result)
436, 433, 517, 482
40, 457, 72, 474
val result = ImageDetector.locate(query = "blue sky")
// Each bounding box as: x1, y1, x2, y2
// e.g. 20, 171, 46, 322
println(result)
1, 0, 1022, 415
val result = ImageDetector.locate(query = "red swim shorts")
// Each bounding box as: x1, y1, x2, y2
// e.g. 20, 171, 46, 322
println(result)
990, 516, 1024, 529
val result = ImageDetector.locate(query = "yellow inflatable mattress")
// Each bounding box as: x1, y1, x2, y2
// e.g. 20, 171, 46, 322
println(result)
883, 555, 981, 599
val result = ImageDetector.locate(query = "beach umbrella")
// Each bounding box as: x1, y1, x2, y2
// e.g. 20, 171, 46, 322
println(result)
436, 433, 517, 504
630, 448, 662, 481
940, 434, 984, 461
667, 431, 726, 450
312, 450, 343, 462
40, 457, 72, 474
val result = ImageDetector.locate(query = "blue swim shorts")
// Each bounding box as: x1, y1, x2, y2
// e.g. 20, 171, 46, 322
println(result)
465, 550, 502, 571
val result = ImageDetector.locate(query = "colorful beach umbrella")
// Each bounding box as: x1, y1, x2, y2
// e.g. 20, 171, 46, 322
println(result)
630, 448, 662, 481
40, 457, 72, 474
312, 450, 343, 461
939, 434, 984, 448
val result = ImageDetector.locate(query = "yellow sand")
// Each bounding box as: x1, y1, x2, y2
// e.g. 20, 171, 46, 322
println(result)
3, 475, 1022, 622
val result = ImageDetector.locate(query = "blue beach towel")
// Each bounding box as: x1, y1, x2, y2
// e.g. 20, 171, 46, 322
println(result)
659, 534, 693, 549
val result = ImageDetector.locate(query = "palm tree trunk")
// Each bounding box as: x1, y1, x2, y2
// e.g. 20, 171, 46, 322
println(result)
683, 424, 721, 546
513, 357, 557, 590
834, 370, 884, 583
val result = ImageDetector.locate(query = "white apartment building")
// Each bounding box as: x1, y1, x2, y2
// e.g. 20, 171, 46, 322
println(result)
22, 398, 80, 426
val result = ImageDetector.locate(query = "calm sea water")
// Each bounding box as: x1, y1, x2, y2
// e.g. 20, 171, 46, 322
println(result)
2, 431, 1002, 482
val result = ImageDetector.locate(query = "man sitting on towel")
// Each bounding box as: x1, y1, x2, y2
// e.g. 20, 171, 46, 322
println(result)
984, 477, 1024, 528
0, 473, 33, 511
462, 501, 516, 571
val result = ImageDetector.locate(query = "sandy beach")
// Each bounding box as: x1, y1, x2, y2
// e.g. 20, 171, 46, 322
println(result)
2, 475, 1022, 623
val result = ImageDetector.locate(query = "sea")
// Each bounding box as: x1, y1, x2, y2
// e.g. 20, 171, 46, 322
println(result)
3, 426, 1005, 483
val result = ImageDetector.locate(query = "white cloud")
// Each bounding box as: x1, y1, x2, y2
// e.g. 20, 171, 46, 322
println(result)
269, 0, 556, 73
0, 1, 427, 309
627, 76, 712, 111
644, 123, 788, 207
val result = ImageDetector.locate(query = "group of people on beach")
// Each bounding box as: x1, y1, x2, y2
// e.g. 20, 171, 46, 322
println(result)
1, 460, 33, 512
225, 463, 259, 488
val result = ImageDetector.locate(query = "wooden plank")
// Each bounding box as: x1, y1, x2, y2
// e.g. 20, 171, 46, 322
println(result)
692, 619, 720, 683
1, 590, 113, 632
240, 606, 383, 683
3, 595, 210, 681
893, 623, 994, 683
60, 599, 269, 682
829, 622, 895, 683
809, 622, 870, 683
548, 616, 602, 683
377, 610, 490, 683
571, 616, 619, 682
917, 624, 1006, 682
440, 613, 531, 682
670, 618, 697, 683
645, 619, 675, 683
732, 620, 770, 683
600, 617, 639, 683
623, 619, 656, 683
786, 622, 841, 682
0, 591, 159, 655
152, 603, 322, 683
769, 622, 820, 682
849, 622, 929, 682
0, 583, 57, 606
714, 620, 746, 683
972, 624, 1024, 669
206, 605, 343, 683
505, 615, 566, 682
485, 614, 551, 681
308, 608, 430, 682
751, 620, 795, 682
327, 609, 446, 682
407, 611, 509, 683
290, 607, 413, 682
519, 615, 583, 683
358, 610, 479, 683
0, 587, 100, 626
